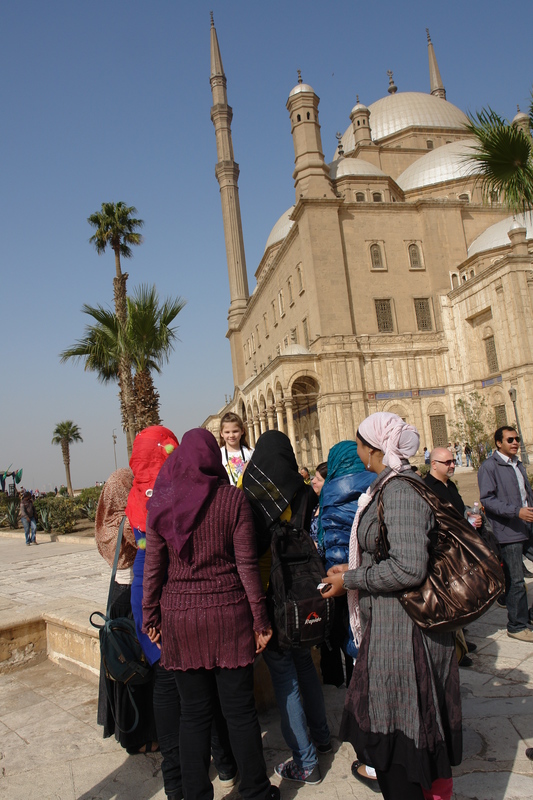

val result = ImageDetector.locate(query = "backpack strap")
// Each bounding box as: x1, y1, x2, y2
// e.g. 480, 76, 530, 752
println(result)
106, 516, 126, 618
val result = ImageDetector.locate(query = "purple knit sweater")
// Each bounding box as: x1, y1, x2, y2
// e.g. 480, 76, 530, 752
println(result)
142, 484, 269, 670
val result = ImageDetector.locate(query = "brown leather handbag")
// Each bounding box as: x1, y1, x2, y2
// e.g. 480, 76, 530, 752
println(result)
374, 473, 505, 633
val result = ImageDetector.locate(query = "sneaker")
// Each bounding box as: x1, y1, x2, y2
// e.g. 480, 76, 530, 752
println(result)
507, 629, 533, 642
275, 759, 322, 785
218, 771, 238, 788
315, 741, 332, 754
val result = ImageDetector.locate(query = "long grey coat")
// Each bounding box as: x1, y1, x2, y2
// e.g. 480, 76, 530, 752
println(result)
340, 468, 462, 789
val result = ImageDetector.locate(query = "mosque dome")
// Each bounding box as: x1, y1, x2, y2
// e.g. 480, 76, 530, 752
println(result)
336, 92, 469, 156
264, 207, 295, 251
396, 139, 479, 191
467, 213, 533, 257
512, 108, 530, 126
329, 158, 386, 180
289, 82, 315, 97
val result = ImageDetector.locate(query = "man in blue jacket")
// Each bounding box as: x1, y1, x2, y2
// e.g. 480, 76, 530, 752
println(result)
478, 426, 533, 641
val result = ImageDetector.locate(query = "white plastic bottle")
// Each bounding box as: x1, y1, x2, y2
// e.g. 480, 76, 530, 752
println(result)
469, 502, 480, 526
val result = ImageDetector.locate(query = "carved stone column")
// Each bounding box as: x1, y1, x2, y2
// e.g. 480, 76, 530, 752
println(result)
259, 412, 267, 434
284, 398, 297, 454
253, 416, 261, 444
276, 404, 285, 434
247, 420, 256, 448
266, 407, 275, 431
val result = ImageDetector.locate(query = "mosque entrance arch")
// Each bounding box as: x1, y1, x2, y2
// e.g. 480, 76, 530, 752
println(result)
290, 376, 323, 466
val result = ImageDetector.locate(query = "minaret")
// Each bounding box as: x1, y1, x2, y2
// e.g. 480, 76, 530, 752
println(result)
286, 72, 336, 200
426, 29, 446, 99
210, 14, 249, 374
350, 95, 372, 146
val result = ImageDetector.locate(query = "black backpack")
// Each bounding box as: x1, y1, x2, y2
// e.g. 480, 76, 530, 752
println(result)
90, 517, 152, 733
267, 491, 334, 650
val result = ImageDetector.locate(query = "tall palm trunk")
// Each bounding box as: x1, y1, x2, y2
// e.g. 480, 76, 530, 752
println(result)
134, 368, 162, 430
113, 265, 137, 457
61, 440, 74, 497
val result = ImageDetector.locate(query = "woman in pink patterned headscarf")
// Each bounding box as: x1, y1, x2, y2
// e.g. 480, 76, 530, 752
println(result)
321, 413, 460, 800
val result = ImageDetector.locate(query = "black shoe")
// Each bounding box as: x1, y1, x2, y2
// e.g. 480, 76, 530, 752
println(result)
466, 641, 477, 653
529, 608, 533, 625
218, 771, 238, 788
526, 748, 533, 760
351, 760, 380, 792
166, 793, 184, 800
267, 787, 281, 800
496, 595, 507, 608
459, 655, 473, 668
315, 741, 333, 754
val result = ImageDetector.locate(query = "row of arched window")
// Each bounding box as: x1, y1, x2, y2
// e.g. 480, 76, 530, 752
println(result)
370, 242, 423, 270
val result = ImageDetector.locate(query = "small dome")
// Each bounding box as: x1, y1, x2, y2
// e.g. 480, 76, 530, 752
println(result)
512, 108, 530, 126
329, 158, 386, 180
289, 82, 315, 97
468, 213, 533, 257
264, 207, 295, 252
350, 102, 369, 115
396, 139, 480, 191
335, 91, 469, 157
283, 344, 311, 356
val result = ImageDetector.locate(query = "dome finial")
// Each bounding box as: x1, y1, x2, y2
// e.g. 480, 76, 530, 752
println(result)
297, 69, 303, 85
356, 94, 360, 104
210, 10, 214, 27
335, 132, 344, 157
387, 70, 397, 94
426, 28, 432, 43
427, 29, 446, 99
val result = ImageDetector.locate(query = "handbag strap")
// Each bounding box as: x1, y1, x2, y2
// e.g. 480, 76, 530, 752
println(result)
106, 516, 126, 618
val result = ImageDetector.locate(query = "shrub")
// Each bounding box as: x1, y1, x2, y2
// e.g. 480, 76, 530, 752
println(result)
6, 499, 20, 529
417, 464, 430, 478
77, 486, 103, 505
49, 496, 79, 533
34, 498, 53, 532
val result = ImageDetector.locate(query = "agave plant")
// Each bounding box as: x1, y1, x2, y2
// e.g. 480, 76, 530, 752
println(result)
6, 501, 19, 529
38, 504, 52, 532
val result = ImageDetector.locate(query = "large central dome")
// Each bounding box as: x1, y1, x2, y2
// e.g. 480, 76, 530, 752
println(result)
337, 92, 469, 156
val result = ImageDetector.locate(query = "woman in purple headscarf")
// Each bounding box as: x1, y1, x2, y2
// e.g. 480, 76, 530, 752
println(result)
142, 428, 278, 800
322, 413, 461, 800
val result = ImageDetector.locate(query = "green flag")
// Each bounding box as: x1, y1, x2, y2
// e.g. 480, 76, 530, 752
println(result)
15, 468, 23, 484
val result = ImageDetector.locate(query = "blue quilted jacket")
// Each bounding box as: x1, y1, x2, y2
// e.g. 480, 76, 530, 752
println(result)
321, 470, 376, 571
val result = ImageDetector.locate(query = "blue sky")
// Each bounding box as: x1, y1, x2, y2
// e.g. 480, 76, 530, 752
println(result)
1, 0, 532, 491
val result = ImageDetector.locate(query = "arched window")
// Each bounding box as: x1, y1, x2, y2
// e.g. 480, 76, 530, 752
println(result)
356, 192, 365, 202
370, 243, 383, 269
409, 243, 422, 269
426, 140, 434, 150
372, 192, 382, 203
458, 193, 470, 202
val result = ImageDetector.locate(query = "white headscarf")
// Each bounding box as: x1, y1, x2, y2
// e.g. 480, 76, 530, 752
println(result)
358, 412, 419, 471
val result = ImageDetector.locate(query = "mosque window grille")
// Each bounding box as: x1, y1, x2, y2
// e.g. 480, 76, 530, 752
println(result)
302, 317, 310, 348
251, 333, 256, 354
484, 336, 499, 374
375, 299, 394, 332
372, 192, 383, 203
430, 415, 448, 448
243, 344, 248, 363
356, 192, 365, 202
426, 140, 434, 150
414, 298, 433, 331
370, 243, 384, 269
494, 404, 508, 428
408, 243, 423, 269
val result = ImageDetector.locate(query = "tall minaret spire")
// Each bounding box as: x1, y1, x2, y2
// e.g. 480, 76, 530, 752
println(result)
210, 14, 249, 384
426, 29, 446, 100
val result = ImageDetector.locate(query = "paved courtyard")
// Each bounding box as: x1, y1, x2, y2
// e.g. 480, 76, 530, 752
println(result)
1, 533, 533, 799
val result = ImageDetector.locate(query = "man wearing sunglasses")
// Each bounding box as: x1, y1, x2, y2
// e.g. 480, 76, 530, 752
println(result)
478, 426, 533, 642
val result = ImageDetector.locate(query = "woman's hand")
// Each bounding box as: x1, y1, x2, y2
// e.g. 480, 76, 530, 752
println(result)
327, 564, 349, 576
319, 572, 346, 598
254, 628, 272, 653
147, 627, 162, 649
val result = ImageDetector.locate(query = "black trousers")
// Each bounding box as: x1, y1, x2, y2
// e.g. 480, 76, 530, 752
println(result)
375, 763, 425, 800
174, 665, 271, 800
153, 664, 238, 796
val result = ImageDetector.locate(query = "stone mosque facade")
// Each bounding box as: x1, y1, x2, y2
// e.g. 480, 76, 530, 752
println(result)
204, 18, 533, 465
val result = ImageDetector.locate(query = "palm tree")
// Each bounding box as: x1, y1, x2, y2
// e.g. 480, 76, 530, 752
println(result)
60, 285, 185, 430
51, 421, 83, 497
88, 202, 144, 455
464, 94, 533, 212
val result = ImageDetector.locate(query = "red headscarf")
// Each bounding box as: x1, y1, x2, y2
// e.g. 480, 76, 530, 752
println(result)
147, 428, 229, 561
125, 426, 179, 531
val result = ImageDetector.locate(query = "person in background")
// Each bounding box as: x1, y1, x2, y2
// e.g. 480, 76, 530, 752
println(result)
478, 426, 533, 643
309, 462, 327, 557
243, 431, 331, 787
299, 466, 311, 484
219, 412, 253, 486
424, 447, 430, 465
454, 442, 463, 467
20, 491, 37, 545
464, 443, 472, 468
322, 412, 461, 800
317, 441, 375, 687
424, 447, 481, 667
143, 428, 277, 800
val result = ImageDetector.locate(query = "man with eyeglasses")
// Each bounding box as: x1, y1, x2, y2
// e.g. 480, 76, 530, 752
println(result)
478, 426, 533, 642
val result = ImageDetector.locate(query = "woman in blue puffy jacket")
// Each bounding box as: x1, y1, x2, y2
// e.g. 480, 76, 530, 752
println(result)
317, 441, 375, 686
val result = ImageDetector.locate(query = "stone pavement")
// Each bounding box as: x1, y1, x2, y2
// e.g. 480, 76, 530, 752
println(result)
1, 538, 533, 799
